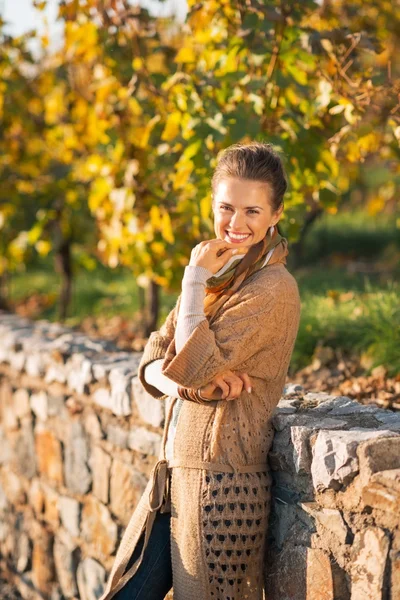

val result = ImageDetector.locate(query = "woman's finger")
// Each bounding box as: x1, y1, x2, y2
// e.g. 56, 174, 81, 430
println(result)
235, 371, 252, 393
214, 377, 230, 399
221, 374, 244, 400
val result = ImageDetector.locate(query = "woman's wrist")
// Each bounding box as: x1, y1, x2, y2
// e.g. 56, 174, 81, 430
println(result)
177, 385, 208, 403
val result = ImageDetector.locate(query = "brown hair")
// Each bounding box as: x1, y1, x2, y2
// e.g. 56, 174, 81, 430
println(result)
211, 142, 288, 233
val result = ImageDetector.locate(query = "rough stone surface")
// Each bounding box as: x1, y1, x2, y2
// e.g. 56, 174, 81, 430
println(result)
90, 445, 111, 505
350, 527, 390, 599
301, 503, 349, 545
35, 426, 64, 485
266, 546, 334, 600
64, 421, 92, 494
109, 459, 147, 525
132, 376, 164, 428
81, 496, 117, 559
9, 421, 36, 480
59, 495, 81, 538
362, 469, 400, 514
31, 525, 55, 595
358, 435, 400, 485
311, 429, 399, 491
30, 390, 48, 421
106, 424, 129, 449
0, 466, 26, 505
13, 388, 31, 420
53, 534, 79, 598
76, 557, 106, 600
2, 313, 400, 600
128, 426, 162, 456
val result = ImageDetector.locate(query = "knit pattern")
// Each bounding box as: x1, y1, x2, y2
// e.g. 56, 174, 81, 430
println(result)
102, 263, 301, 600
202, 470, 271, 600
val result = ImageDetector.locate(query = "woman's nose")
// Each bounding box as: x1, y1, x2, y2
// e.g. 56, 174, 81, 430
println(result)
229, 212, 246, 230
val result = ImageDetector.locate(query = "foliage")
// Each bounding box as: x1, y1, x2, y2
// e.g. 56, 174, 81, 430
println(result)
0, 0, 399, 305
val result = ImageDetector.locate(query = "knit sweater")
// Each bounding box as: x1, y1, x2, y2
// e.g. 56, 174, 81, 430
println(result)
144, 265, 216, 461
100, 262, 301, 600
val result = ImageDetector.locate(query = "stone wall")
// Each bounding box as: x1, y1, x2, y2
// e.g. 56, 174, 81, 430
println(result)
0, 311, 399, 600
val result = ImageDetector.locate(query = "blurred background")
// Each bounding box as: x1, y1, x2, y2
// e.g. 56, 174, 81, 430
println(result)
0, 0, 399, 410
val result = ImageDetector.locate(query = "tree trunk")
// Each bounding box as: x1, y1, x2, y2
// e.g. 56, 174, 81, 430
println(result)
144, 280, 159, 337
55, 237, 72, 322
0, 274, 10, 310
291, 206, 324, 268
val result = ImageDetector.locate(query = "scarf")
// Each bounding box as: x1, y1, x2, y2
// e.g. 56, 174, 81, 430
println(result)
203, 225, 289, 322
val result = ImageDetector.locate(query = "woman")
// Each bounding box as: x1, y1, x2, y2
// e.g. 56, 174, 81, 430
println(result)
100, 142, 301, 600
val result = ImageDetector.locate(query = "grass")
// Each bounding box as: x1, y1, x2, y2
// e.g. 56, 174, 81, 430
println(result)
6, 210, 400, 377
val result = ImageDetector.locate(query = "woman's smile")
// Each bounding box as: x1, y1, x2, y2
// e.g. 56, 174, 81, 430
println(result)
225, 231, 252, 243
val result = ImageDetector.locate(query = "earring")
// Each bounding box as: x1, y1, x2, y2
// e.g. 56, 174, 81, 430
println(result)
269, 225, 275, 235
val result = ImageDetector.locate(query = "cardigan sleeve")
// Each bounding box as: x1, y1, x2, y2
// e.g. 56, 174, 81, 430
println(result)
161, 279, 297, 390
137, 295, 182, 400
141, 265, 213, 400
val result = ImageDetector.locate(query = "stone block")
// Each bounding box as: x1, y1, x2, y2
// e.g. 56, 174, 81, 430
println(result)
67, 354, 93, 395
0, 465, 26, 505
9, 420, 36, 479
362, 469, 400, 514
64, 421, 92, 494
358, 435, 400, 486
48, 393, 68, 418
30, 390, 49, 421
106, 424, 129, 448
84, 412, 104, 440
109, 361, 139, 416
16, 531, 31, 572
391, 549, 400, 600
282, 383, 304, 395
301, 503, 349, 545
32, 525, 55, 595
266, 546, 334, 600
350, 527, 389, 599
128, 426, 162, 456
42, 482, 59, 528
53, 534, 79, 598
76, 557, 106, 600
59, 495, 81, 538
25, 352, 45, 378
92, 388, 112, 412
90, 445, 111, 504
110, 459, 147, 525
35, 425, 64, 485
29, 478, 45, 516
132, 376, 164, 428
81, 495, 117, 559
311, 429, 398, 491
13, 388, 31, 419
0, 428, 11, 465
0, 380, 18, 430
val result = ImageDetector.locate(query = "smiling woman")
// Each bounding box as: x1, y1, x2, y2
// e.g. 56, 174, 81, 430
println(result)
101, 142, 301, 600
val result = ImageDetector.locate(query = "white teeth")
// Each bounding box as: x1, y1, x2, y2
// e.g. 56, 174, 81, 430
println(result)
226, 232, 250, 240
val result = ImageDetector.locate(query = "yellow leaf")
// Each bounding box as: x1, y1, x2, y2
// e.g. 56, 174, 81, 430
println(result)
150, 205, 162, 229
175, 47, 196, 64
161, 112, 181, 142
132, 57, 143, 70
161, 211, 175, 244
200, 194, 212, 220
35, 240, 52, 256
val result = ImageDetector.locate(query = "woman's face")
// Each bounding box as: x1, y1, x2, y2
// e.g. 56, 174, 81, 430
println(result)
212, 177, 283, 247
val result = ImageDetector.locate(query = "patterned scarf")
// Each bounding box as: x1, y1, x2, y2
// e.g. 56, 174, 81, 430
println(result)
203, 225, 289, 322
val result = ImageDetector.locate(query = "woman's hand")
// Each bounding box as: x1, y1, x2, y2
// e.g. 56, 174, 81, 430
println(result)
189, 239, 249, 275
198, 370, 252, 401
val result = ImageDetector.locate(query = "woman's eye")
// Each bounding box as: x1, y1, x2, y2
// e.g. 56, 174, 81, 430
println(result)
221, 206, 258, 215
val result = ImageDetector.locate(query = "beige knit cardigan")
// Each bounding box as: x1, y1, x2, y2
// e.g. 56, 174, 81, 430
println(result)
100, 262, 301, 600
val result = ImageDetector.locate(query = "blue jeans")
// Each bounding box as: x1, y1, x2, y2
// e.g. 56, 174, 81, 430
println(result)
113, 510, 173, 600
